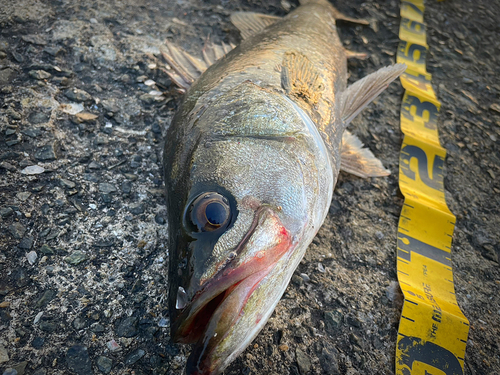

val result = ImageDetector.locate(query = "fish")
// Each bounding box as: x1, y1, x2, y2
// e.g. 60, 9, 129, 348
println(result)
160, 1, 406, 374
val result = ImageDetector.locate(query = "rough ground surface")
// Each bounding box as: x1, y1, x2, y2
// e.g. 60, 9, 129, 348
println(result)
0, 0, 499, 374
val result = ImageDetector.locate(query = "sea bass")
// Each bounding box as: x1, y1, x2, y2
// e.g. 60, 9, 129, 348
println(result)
161, 1, 405, 374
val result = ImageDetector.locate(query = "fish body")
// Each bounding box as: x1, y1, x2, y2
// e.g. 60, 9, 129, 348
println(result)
163, 1, 405, 374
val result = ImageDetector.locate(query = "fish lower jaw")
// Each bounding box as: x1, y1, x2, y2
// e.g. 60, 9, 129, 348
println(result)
172, 258, 274, 345
173, 226, 293, 345
183, 264, 275, 375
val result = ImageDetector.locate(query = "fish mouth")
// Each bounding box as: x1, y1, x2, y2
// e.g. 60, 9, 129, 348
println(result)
172, 207, 293, 374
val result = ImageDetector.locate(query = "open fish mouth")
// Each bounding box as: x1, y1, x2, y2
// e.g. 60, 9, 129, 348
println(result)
172, 207, 294, 374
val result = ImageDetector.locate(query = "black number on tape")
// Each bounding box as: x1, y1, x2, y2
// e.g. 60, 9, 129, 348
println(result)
398, 336, 463, 375
401, 2, 423, 18
398, 233, 451, 266
401, 94, 438, 130
401, 18, 426, 35
400, 145, 444, 191
398, 41, 427, 65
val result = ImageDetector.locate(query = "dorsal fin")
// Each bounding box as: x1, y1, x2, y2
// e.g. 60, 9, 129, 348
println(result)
340, 130, 390, 178
230, 12, 282, 39
340, 63, 406, 127
280, 51, 323, 106
159, 39, 236, 92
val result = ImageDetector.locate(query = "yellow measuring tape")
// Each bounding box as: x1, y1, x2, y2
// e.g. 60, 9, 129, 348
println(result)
395, 1, 470, 374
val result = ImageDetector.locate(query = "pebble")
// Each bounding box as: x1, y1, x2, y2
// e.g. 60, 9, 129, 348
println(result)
16, 192, 31, 202
123, 173, 137, 181
116, 316, 138, 337
0, 68, 16, 85
2, 368, 17, 375
21, 128, 41, 138
97, 356, 113, 374
121, 180, 132, 194
139, 93, 157, 104
26, 251, 37, 265
6, 138, 20, 146
6, 108, 22, 120
158, 317, 169, 328
320, 345, 339, 374
0, 345, 9, 363
60, 178, 76, 188
34, 312, 43, 326
64, 251, 88, 265
386, 281, 401, 302
346, 315, 362, 328
8, 223, 26, 239
28, 112, 50, 124
45, 228, 60, 241
11, 52, 23, 63
10, 361, 27, 375
43, 46, 64, 56
66, 346, 93, 375
31, 337, 45, 349
29, 70, 51, 80
72, 316, 87, 330
19, 237, 34, 250
295, 348, 311, 375
325, 310, 343, 331
129, 204, 144, 215
88, 161, 102, 169
125, 348, 146, 365
39, 320, 57, 332
101, 99, 119, 113
99, 183, 117, 194
300, 273, 310, 282
65, 88, 92, 102
74, 112, 98, 122
154, 214, 166, 225
0, 161, 16, 171
291, 274, 303, 286
36, 290, 56, 308
12, 268, 29, 288
90, 323, 105, 333
5, 128, 16, 136
20, 165, 44, 175
60, 102, 84, 115
0, 207, 13, 218
34, 144, 57, 161
106, 339, 121, 352
349, 333, 362, 348
21, 35, 47, 45
490, 103, 500, 113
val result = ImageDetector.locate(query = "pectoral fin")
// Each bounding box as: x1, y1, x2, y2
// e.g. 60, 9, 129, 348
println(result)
230, 12, 282, 39
340, 131, 390, 178
340, 64, 406, 127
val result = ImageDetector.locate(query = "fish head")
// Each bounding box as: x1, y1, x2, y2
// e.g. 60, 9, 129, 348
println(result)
164, 82, 333, 375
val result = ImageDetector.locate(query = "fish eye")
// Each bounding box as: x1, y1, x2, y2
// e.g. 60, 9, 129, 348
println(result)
187, 192, 231, 232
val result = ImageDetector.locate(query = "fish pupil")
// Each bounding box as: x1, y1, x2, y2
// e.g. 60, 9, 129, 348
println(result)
205, 202, 226, 226
187, 192, 232, 232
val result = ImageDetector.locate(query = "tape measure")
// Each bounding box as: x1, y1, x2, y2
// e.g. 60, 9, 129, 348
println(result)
395, 1, 470, 374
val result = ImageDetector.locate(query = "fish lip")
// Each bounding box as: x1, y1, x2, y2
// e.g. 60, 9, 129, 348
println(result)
171, 206, 293, 345
185, 262, 278, 375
